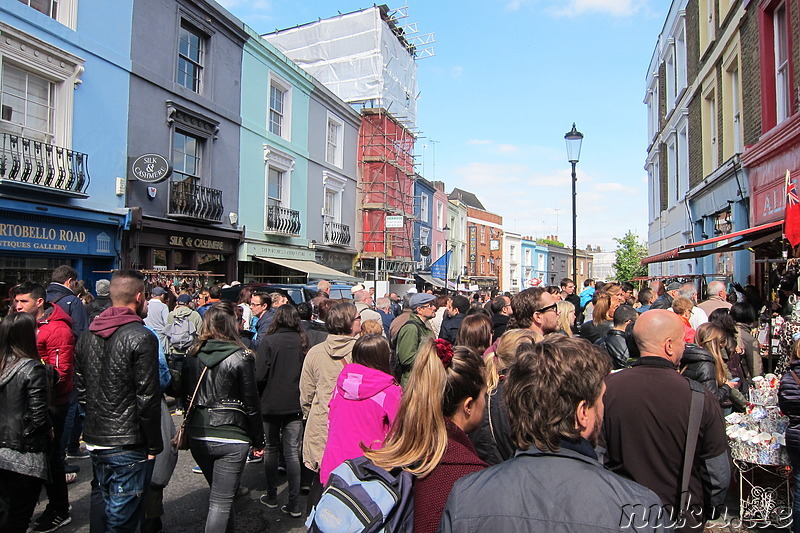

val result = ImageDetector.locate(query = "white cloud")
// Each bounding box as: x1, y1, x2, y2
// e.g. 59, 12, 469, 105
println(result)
592, 182, 640, 194
451, 66, 464, 79
447, 161, 646, 251
497, 144, 520, 153
562, 0, 642, 16
505, 0, 647, 17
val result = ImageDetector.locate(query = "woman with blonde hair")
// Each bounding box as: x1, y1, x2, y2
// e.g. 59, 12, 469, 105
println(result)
681, 322, 745, 413
365, 338, 487, 533
555, 300, 576, 337
472, 329, 542, 465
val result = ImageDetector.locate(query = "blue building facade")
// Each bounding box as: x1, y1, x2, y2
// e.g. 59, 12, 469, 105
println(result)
237, 26, 318, 283
413, 176, 436, 270
520, 238, 548, 289
0, 1, 132, 288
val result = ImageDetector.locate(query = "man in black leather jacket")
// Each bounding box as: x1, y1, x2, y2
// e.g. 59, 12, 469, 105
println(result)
75, 270, 162, 533
596, 305, 638, 370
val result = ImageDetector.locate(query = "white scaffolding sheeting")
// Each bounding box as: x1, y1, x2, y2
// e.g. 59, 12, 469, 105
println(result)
263, 7, 418, 127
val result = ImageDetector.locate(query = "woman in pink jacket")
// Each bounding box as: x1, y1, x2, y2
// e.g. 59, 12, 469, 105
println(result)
320, 334, 402, 484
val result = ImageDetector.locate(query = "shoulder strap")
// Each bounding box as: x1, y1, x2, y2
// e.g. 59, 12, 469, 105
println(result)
680, 379, 705, 513
181, 366, 208, 428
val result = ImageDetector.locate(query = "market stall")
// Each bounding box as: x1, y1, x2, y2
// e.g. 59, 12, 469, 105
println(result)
726, 374, 793, 528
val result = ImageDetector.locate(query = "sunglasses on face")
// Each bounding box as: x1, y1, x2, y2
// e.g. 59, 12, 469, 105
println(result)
535, 303, 558, 314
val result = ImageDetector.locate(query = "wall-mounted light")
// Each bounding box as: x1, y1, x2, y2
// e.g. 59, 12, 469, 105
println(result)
229, 212, 238, 225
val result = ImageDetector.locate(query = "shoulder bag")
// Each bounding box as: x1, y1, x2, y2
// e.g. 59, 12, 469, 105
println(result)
171, 366, 208, 450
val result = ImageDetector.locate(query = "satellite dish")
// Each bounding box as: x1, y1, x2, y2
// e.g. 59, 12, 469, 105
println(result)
420, 245, 431, 257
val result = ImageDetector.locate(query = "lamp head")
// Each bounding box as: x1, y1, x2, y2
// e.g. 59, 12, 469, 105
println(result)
565, 123, 584, 164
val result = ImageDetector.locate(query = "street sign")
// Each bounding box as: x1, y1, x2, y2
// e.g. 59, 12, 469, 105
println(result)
385, 215, 404, 228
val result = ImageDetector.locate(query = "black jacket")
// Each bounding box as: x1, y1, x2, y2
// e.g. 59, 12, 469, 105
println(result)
255, 328, 305, 416
75, 316, 163, 456
0, 358, 51, 453
470, 376, 515, 466
779, 360, 800, 455
595, 329, 630, 370
490, 314, 510, 340
47, 282, 88, 338
302, 320, 329, 349
439, 313, 465, 344
182, 340, 264, 448
86, 295, 112, 324
650, 293, 674, 310
680, 344, 731, 406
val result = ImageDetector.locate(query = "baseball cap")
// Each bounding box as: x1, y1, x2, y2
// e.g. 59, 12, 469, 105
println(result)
177, 294, 192, 305
666, 282, 682, 292
152, 287, 167, 296
410, 293, 436, 310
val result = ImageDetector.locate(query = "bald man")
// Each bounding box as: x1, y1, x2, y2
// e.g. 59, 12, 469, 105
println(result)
600, 310, 729, 530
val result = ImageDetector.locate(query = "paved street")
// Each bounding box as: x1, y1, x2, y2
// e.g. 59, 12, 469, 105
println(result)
31, 412, 306, 533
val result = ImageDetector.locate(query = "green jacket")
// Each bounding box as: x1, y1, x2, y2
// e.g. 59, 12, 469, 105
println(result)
396, 312, 433, 387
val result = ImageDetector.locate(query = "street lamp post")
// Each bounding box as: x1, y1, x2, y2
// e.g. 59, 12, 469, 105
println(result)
443, 224, 451, 295
564, 123, 584, 285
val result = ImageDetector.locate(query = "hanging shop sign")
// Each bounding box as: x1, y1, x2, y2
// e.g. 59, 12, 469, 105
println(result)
131, 154, 171, 183
0, 220, 114, 256
469, 226, 477, 262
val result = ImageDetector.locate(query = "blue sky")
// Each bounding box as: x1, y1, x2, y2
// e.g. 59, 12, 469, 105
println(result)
220, 0, 669, 252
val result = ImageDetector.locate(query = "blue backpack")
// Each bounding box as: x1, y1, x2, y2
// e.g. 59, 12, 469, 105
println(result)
306, 456, 414, 533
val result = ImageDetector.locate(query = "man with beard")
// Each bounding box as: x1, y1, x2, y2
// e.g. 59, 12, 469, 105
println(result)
75, 270, 162, 532
440, 337, 666, 532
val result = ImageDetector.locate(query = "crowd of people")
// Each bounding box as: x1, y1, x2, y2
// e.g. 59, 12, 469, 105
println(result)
3, 267, 800, 532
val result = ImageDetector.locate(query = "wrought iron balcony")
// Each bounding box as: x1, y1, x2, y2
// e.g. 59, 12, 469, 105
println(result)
168, 180, 224, 223
323, 221, 351, 246
0, 133, 90, 196
266, 205, 301, 235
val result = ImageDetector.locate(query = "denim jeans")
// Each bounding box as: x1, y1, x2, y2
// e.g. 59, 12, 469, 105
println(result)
189, 438, 249, 533
263, 413, 303, 507
61, 388, 85, 455
91, 447, 154, 533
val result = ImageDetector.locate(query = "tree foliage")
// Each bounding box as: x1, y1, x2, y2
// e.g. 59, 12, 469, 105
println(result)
538, 237, 565, 247
612, 231, 648, 283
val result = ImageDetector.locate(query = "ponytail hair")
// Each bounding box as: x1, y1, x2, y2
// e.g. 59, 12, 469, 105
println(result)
364, 338, 485, 477
485, 329, 542, 392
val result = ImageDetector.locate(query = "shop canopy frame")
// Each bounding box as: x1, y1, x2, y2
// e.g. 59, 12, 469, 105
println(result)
640, 221, 783, 265
253, 256, 360, 283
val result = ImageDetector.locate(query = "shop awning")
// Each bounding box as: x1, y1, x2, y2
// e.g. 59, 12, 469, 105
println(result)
253, 256, 360, 283
640, 221, 783, 265
415, 273, 445, 288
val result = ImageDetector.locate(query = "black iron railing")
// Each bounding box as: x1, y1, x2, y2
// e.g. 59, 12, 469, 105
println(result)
168, 180, 223, 222
266, 205, 301, 235
323, 221, 351, 246
0, 133, 90, 195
